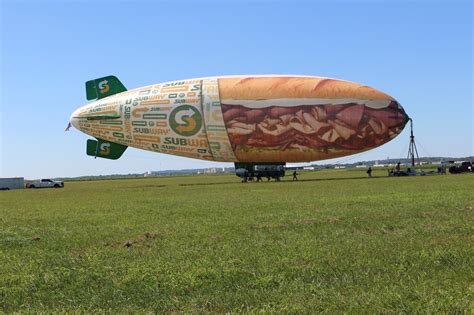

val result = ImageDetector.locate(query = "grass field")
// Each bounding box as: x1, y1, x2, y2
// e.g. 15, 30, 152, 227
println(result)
1, 169, 472, 313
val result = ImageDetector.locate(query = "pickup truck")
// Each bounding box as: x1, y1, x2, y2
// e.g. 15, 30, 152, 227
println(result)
26, 179, 64, 189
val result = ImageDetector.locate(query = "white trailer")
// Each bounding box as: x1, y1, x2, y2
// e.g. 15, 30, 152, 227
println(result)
0, 177, 25, 190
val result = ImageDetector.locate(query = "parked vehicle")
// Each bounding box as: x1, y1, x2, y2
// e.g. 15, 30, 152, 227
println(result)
449, 161, 473, 174
26, 179, 64, 189
0, 177, 24, 190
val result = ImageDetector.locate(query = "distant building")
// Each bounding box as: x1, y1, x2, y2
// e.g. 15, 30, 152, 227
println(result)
204, 167, 226, 174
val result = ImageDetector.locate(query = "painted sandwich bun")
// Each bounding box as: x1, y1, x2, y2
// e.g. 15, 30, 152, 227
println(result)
218, 76, 408, 163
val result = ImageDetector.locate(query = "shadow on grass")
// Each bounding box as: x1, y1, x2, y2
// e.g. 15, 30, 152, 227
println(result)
178, 176, 389, 186
120, 184, 167, 189
296, 176, 388, 183
179, 182, 237, 186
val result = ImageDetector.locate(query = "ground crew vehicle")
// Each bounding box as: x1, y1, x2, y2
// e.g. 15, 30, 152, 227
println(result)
449, 161, 473, 174
0, 177, 24, 190
26, 179, 64, 189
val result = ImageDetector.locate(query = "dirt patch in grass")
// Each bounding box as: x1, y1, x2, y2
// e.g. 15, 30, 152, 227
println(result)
105, 232, 159, 248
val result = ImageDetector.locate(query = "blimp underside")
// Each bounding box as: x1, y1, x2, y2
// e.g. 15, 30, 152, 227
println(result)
70, 75, 408, 178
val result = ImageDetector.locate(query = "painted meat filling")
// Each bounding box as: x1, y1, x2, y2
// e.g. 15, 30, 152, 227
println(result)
221, 101, 407, 152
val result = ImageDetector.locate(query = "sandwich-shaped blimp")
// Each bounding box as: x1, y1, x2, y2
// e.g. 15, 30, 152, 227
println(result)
70, 75, 409, 163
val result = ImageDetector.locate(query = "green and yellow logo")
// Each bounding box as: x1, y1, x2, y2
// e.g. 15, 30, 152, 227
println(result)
99, 142, 111, 155
98, 80, 110, 94
169, 105, 202, 137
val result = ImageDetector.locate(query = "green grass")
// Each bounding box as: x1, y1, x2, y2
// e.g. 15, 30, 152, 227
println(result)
1, 170, 472, 313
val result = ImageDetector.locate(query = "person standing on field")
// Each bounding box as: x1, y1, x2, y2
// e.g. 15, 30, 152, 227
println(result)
395, 161, 401, 174
366, 167, 372, 177
293, 171, 298, 181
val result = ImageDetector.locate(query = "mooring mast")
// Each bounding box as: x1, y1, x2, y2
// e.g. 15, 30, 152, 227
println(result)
406, 118, 420, 167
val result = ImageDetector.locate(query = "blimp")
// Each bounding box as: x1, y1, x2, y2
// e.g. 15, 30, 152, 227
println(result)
69, 75, 409, 181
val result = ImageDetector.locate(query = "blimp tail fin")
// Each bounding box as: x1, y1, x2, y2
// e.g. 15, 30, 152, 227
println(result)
86, 138, 128, 160
85, 75, 127, 100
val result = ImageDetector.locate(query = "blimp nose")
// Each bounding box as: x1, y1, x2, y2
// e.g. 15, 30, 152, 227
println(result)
395, 101, 410, 128
385, 100, 410, 138
402, 107, 410, 126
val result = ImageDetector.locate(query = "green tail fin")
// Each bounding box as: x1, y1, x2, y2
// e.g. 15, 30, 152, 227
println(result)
86, 138, 127, 160
85, 75, 127, 100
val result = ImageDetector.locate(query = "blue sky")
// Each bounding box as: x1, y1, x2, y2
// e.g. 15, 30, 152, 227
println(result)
1, 0, 472, 178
